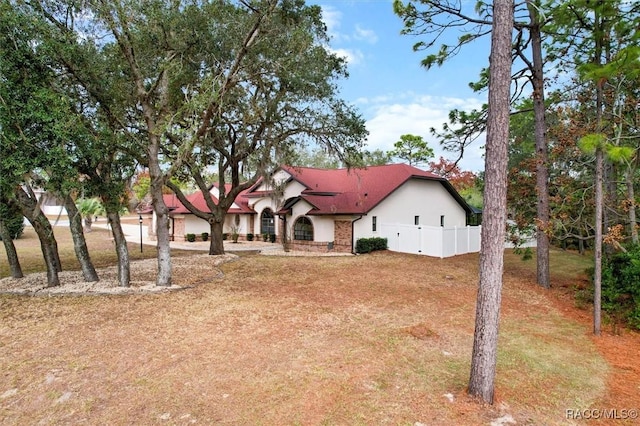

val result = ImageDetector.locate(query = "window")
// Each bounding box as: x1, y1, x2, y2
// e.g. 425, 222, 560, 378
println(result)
414, 215, 420, 225
261, 209, 275, 235
372, 216, 377, 232
294, 216, 314, 241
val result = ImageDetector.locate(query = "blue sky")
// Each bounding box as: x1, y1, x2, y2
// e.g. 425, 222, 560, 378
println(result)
312, 0, 491, 172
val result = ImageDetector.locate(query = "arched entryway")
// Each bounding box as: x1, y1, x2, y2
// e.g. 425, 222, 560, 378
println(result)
261, 208, 275, 236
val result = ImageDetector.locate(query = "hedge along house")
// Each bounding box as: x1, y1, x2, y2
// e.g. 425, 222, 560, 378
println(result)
149, 163, 478, 255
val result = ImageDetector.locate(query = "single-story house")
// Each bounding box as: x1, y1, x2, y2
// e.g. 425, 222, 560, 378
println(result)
151, 164, 478, 254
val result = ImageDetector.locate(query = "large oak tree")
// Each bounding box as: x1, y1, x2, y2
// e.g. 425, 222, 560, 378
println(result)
163, 0, 367, 255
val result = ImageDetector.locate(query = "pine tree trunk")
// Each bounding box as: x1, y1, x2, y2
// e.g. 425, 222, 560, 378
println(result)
65, 196, 99, 282
527, 0, 550, 289
107, 211, 130, 287
594, 147, 603, 335
0, 219, 23, 278
603, 161, 617, 256
592, 6, 605, 336
468, 0, 513, 405
626, 169, 638, 244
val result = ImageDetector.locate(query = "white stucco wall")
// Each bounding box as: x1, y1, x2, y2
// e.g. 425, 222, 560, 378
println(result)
288, 201, 334, 242
182, 213, 252, 236
353, 179, 467, 240
251, 169, 293, 193
283, 180, 306, 200
209, 186, 243, 210
183, 215, 210, 235
307, 216, 335, 242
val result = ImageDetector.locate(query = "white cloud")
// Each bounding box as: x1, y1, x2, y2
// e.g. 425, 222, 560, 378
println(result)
360, 94, 486, 172
329, 47, 364, 65
320, 5, 346, 42
354, 24, 378, 44
319, 5, 376, 64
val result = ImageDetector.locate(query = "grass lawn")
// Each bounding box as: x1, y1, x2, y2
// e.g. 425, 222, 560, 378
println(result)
1, 226, 639, 425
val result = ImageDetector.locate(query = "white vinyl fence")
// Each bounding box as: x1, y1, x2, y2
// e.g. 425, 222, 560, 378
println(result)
380, 224, 482, 258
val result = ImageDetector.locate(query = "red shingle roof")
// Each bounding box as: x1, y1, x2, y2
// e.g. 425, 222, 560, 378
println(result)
276, 164, 459, 215
159, 163, 471, 217
169, 186, 253, 215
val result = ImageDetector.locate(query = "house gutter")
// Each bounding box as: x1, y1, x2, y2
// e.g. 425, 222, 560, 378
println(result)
351, 215, 364, 254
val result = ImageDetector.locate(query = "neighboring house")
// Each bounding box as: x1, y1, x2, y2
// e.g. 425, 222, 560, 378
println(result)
153, 164, 478, 255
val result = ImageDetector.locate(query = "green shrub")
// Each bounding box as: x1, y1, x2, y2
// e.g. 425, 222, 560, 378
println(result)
594, 245, 640, 330
185, 233, 196, 242
355, 237, 388, 254
201, 232, 209, 241
247, 233, 254, 241
269, 233, 276, 243
262, 233, 269, 242
222, 233, 228, 241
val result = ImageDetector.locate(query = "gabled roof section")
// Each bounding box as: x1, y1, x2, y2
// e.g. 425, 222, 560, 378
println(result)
169, 186, 253, 215
278, 164, 474, 215
163, 193, 182, 210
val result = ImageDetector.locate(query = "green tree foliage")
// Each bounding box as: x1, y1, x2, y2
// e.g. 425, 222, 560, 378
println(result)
290, 147, 342, 169
394, 0, 554, 288
11, 0, 366, 281
598, 245, 640, 330
0, 195, 24, 278
0, 3, 75, 286
0, 199, 25, 240
160, 0, 367, 255
548, 0, 640, 334
76, 198, 105, 232
389, 134, 434, 167
131, 171, 151, 207
361, 149, 392, 166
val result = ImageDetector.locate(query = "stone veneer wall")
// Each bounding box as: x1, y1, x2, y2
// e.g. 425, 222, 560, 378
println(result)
333, 221, 353, 251
288, 240, 349, 253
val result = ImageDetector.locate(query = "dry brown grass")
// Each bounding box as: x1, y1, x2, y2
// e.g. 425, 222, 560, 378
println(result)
0, 228, 638, 425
